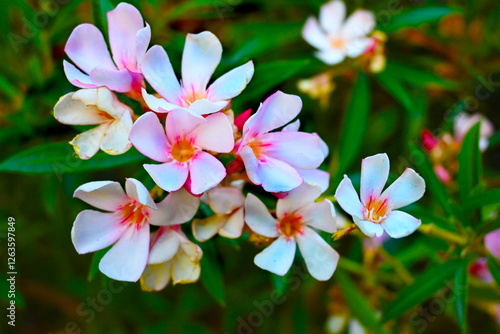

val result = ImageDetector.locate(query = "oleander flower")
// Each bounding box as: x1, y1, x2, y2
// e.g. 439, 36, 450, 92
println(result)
235, 91, 326, 193
335, 153, 426, 238
64, 3, 149, 94
129, 111, 234, 195
469, 258, 494, 284
54, 87, 134, 159
245, 183, 339, 280
302, 0, 375, 65
192, 183, 245, 241
140, 226, 202, 291
140, 31, 254, 118
485, 229, 500, 259
71, 179, 199, 282
454, 113, 494, 151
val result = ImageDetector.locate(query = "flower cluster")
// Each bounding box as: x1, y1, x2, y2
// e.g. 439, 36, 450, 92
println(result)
54, 2, 425, 289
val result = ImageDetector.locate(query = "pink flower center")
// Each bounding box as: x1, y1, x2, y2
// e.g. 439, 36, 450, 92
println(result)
247, 138, 270, 161
279, 212, 303, 238
119, 200, 149, 228
363, 197, 389, 223
171, 139, 196, 163
180, 86, 207, 107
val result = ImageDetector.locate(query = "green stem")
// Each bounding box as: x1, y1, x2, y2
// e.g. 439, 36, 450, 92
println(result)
418, 224, 468, 246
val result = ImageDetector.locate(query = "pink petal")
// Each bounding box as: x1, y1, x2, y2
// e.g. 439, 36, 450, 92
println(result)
73, 180, 129, 211
302, 17, 329, 50
141, 45, 182, 103
277, 182, 322, 218
149, 188, 200, 226
141, 89, 180, 113
283, 119, 300, 132
319, 0, 346, 35
65, 23, 115, 74
298, 168, 330, 193
188, 152, 226, 195
381, 210, 421, 238
380, 168, 426, 210
136, 23, 151, 65
165, 109, 206, 144
244, 193, 279, 238
485, 229, 500, 259
296, 227, 339, 280
188, 99, 228, 116
89, 66, 133, 93
254, 236, 296, 276
99, 223, 150, 282
334, 175, 364, 220
63, 61, 96, 88
125, 178, 157, 209
129, 112, 170, 162
71, 210, 127, 254
360, 153, 390, 206
144, 162, 189, 192
182, 31, 222, 93
207, 61, 254, 101
192, 112, 234, 153
298, 199, 336, 233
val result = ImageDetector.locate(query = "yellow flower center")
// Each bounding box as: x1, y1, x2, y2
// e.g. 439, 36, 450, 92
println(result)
119, 201, 149, 227
330, 37, 346, 49
247, 139, 269, 160
278, 212, 303, 238
171, 139, 196, 163
363, 197, 389, 223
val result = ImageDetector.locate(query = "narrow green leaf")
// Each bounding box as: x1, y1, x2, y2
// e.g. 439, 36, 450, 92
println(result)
336, 269, 379, 331
270, 272, 289, 297
381, 6, 458, 33
375, 70, 414, 112
454, 259, 469, 333
463, 189, 500, 210
409, 144, 453, 216
457, 123, 482, 205
93, 0, 115, 33
381, 259, 462, 323
332, 73, 370, 183
487, 256, 500, 288
0, 142, 146, 174
199, 242, 226, 307
383, 61, 458, 90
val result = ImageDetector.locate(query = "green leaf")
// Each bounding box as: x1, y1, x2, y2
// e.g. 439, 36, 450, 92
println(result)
0, 142, 146, 174
335, 269, 380, 331
93, 0, 115, 33
375, 70, 414, 113
463, 189, 500, 210
88, 247, 110, 282
383, 61, 458, 90
487, 256, 500, 288
199, 242, 226, 307
332, 72, 370, 184
381, 6, 458, 33
409, 144, 453, 216
270, 272, 289, 297
454, 259, 469, 333
165, 0, 215, 21
381, 259, 462, 323
457, 123, 482, 205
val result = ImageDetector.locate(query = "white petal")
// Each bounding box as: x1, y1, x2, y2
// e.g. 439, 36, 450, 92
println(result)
296, 227, 339, 281
207, 186, 245, 214
100, 116, 133, 155
73, 180, 129, 211
218, 208, 245, 239
302, 17, 329, 50
254, 236, 296, 276
345, 37, 372, 58
125, 178, 157, 209
141, 89, 181, 113
192, 215, 225, 242
149, 188, 200, 226
71, 210, 127, 254
54, 92, 108, 125
334, 175, 364, 220
188, 152, 226, 195
207, 61, 254, 101
319, 0, 346, 35
140, 262, 171, 291
360, 153, 389, 206
315, 49, 346, 65
342, 10, 375, 39
380, 168, 426, 210
299, 168, 330, 193
188, 99, 228, 116
171, 234, 202, 284
277, 182, 322, 218
353, 216, 384, 238
381, 210, 421, 238
144, 162, 189, 192
244, 193, 279, 238
148, 228, 180, 264
70, 124, 108, 160
298, 200, 336, 233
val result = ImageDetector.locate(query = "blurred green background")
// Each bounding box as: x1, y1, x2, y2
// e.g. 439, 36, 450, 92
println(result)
1, 0, 500, 333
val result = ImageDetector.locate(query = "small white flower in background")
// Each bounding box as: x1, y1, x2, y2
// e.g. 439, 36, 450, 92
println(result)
54, 87, 134, 159
454, 112, 494, 151
72, 180, 199, 282
140, 226, 202, 291
335, 153, 426, 238
302, 0, 375, 65
245, 183, 339, 281
192, 183, 246, 242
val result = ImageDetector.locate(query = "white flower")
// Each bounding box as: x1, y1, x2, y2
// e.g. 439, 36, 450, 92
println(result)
454, 113, 494, 151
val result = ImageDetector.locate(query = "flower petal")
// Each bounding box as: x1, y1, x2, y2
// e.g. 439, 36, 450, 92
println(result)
207, 61, 254, 101
100, 115, 133, 155
319, 0, 346, 35
254, 236, 296, 276
345, 37, 372, 58
70, 124, 108, 160
298, 168, 330, 193
165, 109, 206, 144
148, 228, 180, 264
334, 175, 364, 220
141, 45, 182, 103
107, 3, 145, 70
125, 178, 157, 209
141, 89, 180, 113
63, 61, 96, 88
182, 31, 222, 93
172, 234, 202, 284
99, 223, 150, 282
315, 49, 346, 65
129, 112, 170, 162
65, 23, 115, 74
140, 262, 171, 291
144, 162, 189, 192
485, 229, 500, 259
302, 17, 329, 50
342, 10, 375, 38
218, 208, 244, 239
192, 112, 234, 153
54, 92, 108, 125
207, 186, 245, 214
136, 23, 151, 65
360, 153, 390, 206
73, 180, 129, 211
71, 210, 127, 254
381, 210, 421, 238
244, 193, 279, 238
149, 188, 200, 226
298, 200, 336, 233
192, 215, 225, 242
277, 182, 322, 218
380, 168, 426, 210
296, 227, 339, 281
188, 152, 226, 195
353, 216, 384, 238
89, 66, 133, 93
188, 99, 228, 116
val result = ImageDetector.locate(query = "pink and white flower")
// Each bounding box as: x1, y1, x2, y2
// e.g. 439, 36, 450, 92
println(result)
192, 183, 245, 241
454, 113, 494, 151
236, 91, 326, 193
72, 180, 199, 282
140, 226, 202, 291
469, 258, 494, 284
129, 111, 234, 195
335, 153, 426, 238
140, 31, 254, 118
245, 183, 339, 280
485, 229, 500, 259
64, 3, 150, 94
302, 0, 375, 65
54, 87, 134, 159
